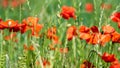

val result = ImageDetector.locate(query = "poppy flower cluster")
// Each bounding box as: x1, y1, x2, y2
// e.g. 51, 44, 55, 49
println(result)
0, 17, 43, 37
0, 0, 26, 8
66, 24, 120, 46
85, 3, 94, 13
60, 6, 76, 20
79, 25, 120, 45
111, 12, 120, 28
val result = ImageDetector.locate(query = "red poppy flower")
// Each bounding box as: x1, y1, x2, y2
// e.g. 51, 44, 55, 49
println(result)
60, 6, 76, 20
85, 3, 94, 13
80, 60, 95, 68
111, 12, 120, 22
111, 31, 120, 43
101, 3, 112, 10
42, 59, 50, 67
102, 25, 115, 34
110, 63, 120, 68
67, 26, 77, 41
101, 52, 116, 63
0, 18, 2, 22
90, 26, 99, 33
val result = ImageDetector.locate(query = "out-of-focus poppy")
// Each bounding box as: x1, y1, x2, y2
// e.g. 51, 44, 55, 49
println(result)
85, 3, 94, 13
67, 26, 77, 41
80, 60, 95, 68
0, 0, 26, 8
4, 33, 16, 41
110, 12, 120, 28
110, 63, 120, 68
47, 27, 57, 39
101, 3, 112, 10
101, 52, 117, 63
111, 31, 120, 43
102, 25, 115, 34
60, 6, 76, 20
59, 48, 69, 53
23, 44, 35, 51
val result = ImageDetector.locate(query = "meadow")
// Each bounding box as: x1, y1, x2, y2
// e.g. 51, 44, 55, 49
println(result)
0, 0, 120, 68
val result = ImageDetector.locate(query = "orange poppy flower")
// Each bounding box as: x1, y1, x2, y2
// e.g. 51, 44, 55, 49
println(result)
52, 35, 59, 44
0, 0, 26, 8
29, 45, 35, 51
79, 33, 91, 40
101, 52, 117, 63
102, 25, 115, 34
85, 3, 94, 13
111, 31, 120, 43
99, 34, 111, 46
80, 60, 95, 68
4, 33, 16, 41
101, 3, 112, 10
60, 6, 76, 20
59, 48, 69, 53
31, 24, 43, 37
47, 27, 57, 39
86, 33, 100, 45
67, 26, 77, 41
23, 44, 35, 51
79, 25, 90, 33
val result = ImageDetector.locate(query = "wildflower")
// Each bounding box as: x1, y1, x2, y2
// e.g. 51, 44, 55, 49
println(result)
101, 52, 116, 63
0, 0, 26, 8
21, 17, 43, 37
67, 26, 77, 41
110, 63, 120, 68
111, 12, 120, 28
59, 48, 69, 53
60, 6, 76, 20
46, 27, 57, 39
111, 31, 120, 43
102, 25, 115, 34
0, 19, 18, 29
85, 3, 94, 13
23, 44, 35, 51
4, 33, 16, 41
99, 34, 111, 46
101, 3, 112, 10
80, 60, 95, 68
